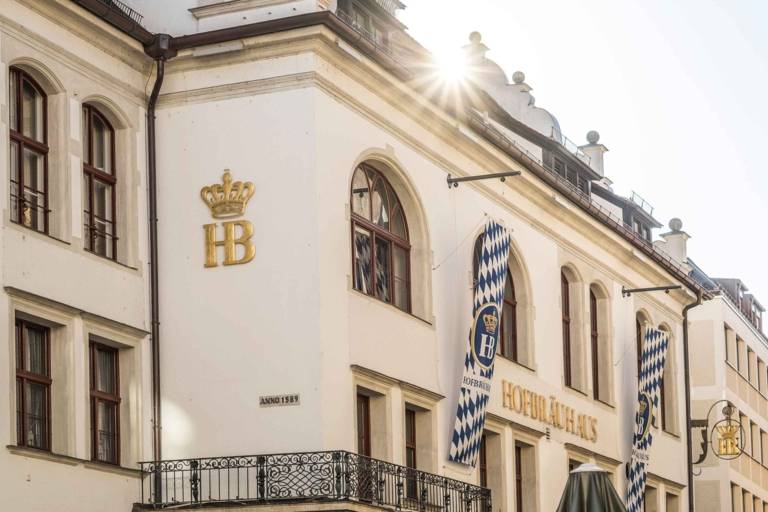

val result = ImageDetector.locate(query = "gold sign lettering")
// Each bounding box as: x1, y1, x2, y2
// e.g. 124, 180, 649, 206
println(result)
501, 380, 598, 443
204, 221, 256, 267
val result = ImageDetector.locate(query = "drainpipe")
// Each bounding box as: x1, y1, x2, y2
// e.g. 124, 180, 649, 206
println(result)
144, 33, 175, 503
682, 289, 703, 512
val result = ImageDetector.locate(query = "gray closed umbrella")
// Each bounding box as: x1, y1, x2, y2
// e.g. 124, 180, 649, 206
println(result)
555, 463, 627, 512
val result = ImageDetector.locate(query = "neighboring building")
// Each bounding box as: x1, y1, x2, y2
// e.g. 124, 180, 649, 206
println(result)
1, 2, 721, 512
686, 261, 768, 512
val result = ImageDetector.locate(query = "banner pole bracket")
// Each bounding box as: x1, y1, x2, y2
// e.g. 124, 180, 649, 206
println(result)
447, 171, 521, 188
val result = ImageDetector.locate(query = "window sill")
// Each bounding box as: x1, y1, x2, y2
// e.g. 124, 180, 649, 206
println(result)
349, 288, 432, 326
496, 355, 536, 373
564, 384, 588, 397
81, 247, 140, 272
660, 428, 680, 440
6, 445, 141, 478
594, 397, 615, 410
7, 221, 71, 246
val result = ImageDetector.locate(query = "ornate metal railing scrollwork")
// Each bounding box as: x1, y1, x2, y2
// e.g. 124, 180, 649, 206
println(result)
139, 451, 491, 511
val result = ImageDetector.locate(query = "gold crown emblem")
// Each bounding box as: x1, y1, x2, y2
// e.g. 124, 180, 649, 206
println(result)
200, 170, 255, 218
483, 312, 498, 333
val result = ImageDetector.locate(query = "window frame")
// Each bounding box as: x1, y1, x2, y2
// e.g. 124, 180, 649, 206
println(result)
478, 434, 488, 488
15, 318, 52, 451
350, 164, 411, 312
514, 443, 523, 512
404, 408, 418, 499
82, 104, 118, 260
590, 290, 600, 400
500, 268, 519, 362
89, 341, 121, 465
561, 271, 573, 387
9, 67, 49, 234
356, 393, 371, 457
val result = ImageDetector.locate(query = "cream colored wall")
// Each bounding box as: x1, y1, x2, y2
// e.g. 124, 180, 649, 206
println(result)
148, 24, 695, 512
0, 1, 152, 511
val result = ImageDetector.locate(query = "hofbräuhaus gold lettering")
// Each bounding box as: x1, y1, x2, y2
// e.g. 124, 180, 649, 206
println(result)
502, 380, 598, 442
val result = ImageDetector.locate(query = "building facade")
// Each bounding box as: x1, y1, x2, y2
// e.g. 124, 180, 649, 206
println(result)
1, 1, 730, 512
687, 266, 768, 512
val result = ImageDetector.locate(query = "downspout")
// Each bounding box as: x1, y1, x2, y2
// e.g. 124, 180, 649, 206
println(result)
682, 289, 703, 512
144, 33, 175, 503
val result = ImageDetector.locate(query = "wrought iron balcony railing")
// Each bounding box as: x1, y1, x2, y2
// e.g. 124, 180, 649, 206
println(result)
93, 0, 144, 24
138, 451, 491, 512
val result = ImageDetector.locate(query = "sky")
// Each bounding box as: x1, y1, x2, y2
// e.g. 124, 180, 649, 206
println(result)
401, 0, 768, 302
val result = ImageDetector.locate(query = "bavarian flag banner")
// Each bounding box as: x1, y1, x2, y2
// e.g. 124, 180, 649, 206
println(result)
626, 327, 670, 512
449, 219, 511, 466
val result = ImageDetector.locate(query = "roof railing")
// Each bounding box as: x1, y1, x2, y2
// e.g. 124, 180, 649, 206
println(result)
94, 0, 144, 24
630, 191, 655, 216
551, 128, 591, 166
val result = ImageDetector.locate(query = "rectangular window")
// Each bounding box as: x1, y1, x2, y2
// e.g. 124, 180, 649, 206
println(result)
665, 493, 679, 512
405, 408, 417, 499
90, 342, 120, 464
356, 393, 371, 457
15, 319, 51, 450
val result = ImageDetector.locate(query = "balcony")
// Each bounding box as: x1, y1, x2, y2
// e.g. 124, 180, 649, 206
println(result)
136, 451, 491, 512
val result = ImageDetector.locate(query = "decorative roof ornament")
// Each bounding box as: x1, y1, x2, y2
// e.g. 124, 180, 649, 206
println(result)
512, 71, 526, 84
586, 130, 600, 144
669, 218, 684, 232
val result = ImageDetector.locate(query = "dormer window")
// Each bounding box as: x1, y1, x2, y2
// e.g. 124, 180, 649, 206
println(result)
632, 220, 652, 242
337, 0, 403, 50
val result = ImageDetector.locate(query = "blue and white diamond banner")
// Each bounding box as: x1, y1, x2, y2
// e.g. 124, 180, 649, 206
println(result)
448, 219, 511, 467
626, 327, 670, 512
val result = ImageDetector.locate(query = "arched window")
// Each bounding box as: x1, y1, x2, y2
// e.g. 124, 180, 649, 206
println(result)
351, 163, 410, 312
9, 67, 48, 233
658, 324, 677, 434
474, 235, 528, 366
501, 269, 518, 361
561, 271, 572, 387
590, 284, 612, 403
82, 104, 117, 259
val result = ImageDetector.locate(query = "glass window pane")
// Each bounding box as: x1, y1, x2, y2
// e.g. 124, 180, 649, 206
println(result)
375, 237, 391, 302
393, 246, 408, 311
95, 347, 117, 394
10, 142, 19, 223
391, 206, 407, 240
22, 148, 45, 230
351, 167, 371, 220
10, 71, 18, 131
371, 178, 390, 230
93, 180, 113, 221
96, 401, 117, 462
82, 108, 90, 164
503, 302, 516, 359
24, 325, 46, 375
24, 382, 47, 449
21, 80, 44, 142
91, 114, 112, 173
353, 226, 372, 294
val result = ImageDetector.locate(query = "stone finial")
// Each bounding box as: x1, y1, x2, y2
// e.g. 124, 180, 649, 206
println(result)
669, 218, 683, 232
586, 130, 600, 144
512, 71, 526, 84
469, 31, 482, 44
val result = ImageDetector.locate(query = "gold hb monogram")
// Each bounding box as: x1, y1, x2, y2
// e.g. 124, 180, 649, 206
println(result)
716, 424, 741, 457
200, 170, 255, 268
204, 221, 255, 267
